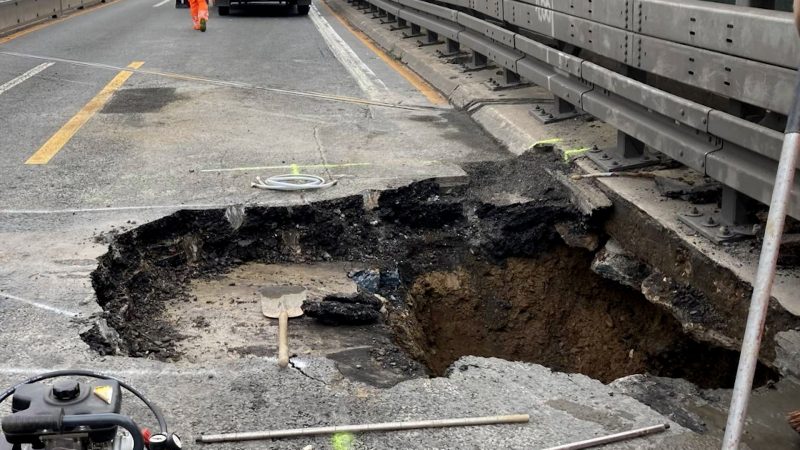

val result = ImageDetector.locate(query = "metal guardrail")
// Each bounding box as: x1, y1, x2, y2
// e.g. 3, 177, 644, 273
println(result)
0, 0, 104, 36
351, 0, 800, 222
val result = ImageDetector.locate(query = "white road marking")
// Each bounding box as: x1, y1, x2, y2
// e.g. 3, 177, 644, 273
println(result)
0, 62, 54, 96
0, 367, 225, 376
0, 292, 79, 317
308, 4, 388, 100
0, 204, 240, 214
153, 0, 170, 7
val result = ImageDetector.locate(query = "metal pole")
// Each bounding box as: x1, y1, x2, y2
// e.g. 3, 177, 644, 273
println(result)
721, 78, 800, 449
541, 423, 670, 450
196, 414, 529, 443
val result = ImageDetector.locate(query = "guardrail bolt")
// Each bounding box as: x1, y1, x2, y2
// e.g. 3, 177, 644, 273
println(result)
703, 216, 718, 227
718, 226, 733, 238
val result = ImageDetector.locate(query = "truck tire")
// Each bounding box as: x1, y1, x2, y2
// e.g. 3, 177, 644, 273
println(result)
218, 5, 229, 14
297, 4, 309, 14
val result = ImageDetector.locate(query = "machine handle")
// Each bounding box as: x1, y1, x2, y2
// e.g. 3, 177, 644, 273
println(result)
2, 412, 62, 435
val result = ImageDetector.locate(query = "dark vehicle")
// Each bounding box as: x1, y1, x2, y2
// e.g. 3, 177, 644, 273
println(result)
215, 0, 310, 16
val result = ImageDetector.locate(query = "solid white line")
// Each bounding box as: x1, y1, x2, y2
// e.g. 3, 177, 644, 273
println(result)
0, 204, 231, 214
0, 367, 224, 377
0, 62, 54, 96
153, 0, 170, 7
308, 4, 388, 100
0, 292, 79, 317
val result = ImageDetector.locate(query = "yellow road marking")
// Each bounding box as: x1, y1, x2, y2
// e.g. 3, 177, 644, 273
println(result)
0, 0, 120, 45
290, 163, 301, 175
319, 0, 448, 106
25, 61, 143, 165
563, 147, 591, 161
531, 138, 563, 147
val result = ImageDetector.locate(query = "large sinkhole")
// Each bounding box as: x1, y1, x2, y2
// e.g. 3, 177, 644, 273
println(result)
85, 151, 775, 389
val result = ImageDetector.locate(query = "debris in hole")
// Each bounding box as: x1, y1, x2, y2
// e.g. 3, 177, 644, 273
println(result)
303, 292, 383, 325
591, 239, 650, 289
348, 269, 380, 293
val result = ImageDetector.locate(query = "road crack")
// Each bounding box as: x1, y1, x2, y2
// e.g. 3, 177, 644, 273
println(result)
289, 359, 328, 385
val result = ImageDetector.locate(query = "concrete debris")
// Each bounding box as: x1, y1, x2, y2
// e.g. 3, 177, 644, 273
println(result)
654, 176, 721, 204
590, 239, 649, 289
774, 330, 800, 379
78, 316, 123, 356
349, 269, 380, 293
641, 272, 737, 349
555, 222, 600, 251
303, 292, 384, 325
552, 171, 613, 217
610, 374, 710, 433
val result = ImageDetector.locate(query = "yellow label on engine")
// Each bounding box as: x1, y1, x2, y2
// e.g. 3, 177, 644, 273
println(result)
93, 385, 113, 404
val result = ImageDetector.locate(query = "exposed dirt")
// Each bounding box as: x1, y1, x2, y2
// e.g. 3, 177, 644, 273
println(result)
86, 150, 776, 388
393, 248, 768, 388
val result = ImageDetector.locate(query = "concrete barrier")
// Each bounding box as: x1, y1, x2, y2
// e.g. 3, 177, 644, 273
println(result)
0, 0, 61, 36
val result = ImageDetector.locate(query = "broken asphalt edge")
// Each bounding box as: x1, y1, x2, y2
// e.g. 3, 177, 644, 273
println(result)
323, 0, 800, 376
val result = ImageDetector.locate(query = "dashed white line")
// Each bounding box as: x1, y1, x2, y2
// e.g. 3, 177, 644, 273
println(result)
0, 62, 54, 96
0, 292, 79, 317
308, 4, 388, 100
153, 0, 170, 7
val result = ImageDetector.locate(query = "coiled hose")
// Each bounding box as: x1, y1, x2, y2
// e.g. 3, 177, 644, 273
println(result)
251, 174, 337, 191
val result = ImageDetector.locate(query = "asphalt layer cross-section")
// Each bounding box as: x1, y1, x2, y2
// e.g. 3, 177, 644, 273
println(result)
0, 2, 698, 449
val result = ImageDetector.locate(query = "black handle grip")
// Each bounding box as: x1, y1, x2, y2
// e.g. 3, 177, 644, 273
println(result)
1, 413, 63, 435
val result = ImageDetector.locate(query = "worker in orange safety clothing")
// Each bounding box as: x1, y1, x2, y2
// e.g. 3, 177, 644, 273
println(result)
188, 0, 208, 31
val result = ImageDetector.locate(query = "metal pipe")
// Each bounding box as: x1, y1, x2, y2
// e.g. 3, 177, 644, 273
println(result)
196, 414, 529, 443
721, 77, 800, 449
541, 423, 670, 450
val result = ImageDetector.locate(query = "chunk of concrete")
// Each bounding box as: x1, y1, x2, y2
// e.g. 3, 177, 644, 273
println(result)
591, 239, 649, 289
555, 222, 600, 251
775, 330, 800, 378
552, 171, 613, 217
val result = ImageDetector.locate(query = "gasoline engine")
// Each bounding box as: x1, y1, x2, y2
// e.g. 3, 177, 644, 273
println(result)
0, 370, 181, 450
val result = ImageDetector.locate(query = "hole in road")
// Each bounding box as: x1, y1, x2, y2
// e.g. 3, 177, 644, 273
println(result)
84, 151, 777, 389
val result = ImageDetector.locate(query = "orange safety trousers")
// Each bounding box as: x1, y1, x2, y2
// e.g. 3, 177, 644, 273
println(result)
189, 0, 208, 28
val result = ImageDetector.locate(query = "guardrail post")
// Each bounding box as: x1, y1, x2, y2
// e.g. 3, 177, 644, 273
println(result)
390, 17, 408, 31
487, 69, 527, 90
370, 7, 386, 18
437, 38, 461, 57
380, 12, 396, 24
586, 130, 658, 172
418, 30, 442, 47
460, 50, 490, 72
530, 97, 581, 123
402, 23, 424, 38
678, 186, 759, 243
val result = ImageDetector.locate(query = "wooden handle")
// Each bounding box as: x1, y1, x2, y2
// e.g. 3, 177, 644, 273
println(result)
278, 309, 289, 368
